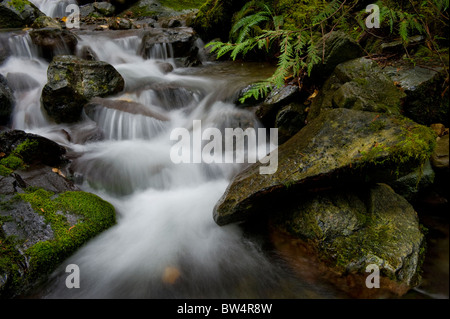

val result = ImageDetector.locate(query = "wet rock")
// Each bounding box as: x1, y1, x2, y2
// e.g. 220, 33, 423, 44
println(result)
383, 65, 448, 127
31, 15, 61, 29
84, 97, 169, 121
0, 188, 116, 298
307, 57, 406, 123
272, 183, 425, 297
431, 134, 449, 170
41, 55, 125, 123
309, 31, 364, 83
29, 28, 78, 62
0, 129, 116, 298
255, 84, 300, 127
139, 27, 198, 59
0, 129, 66, 167
0, 34, 10, 65
213, 108, 436, 225
389, 159, 435, 201
0, 74, 14, 125
108, 17, 135, 30
155, 61, 174, 74
0, 0, 44, 28
274, 103, 307, 144
94, 2, 115, 16
381, 35, 424, 53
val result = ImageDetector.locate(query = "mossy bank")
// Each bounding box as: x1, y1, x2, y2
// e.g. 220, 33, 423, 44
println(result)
1, 130, 117, 298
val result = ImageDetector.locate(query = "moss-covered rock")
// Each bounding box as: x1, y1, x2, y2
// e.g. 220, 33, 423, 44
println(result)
272, 183, 425, 297
0, 0, 44, 29
307, 57, 406, 123
0, 130, 116, 298
213, 108, 436, 225
0, 188, 116, 298
41, 55, 125, 123
0, 129, 66, 167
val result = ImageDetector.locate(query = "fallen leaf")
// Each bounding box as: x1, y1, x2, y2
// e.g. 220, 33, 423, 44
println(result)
162, 266, 181, 284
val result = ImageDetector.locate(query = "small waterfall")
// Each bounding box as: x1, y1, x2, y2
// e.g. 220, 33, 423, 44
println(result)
88, 106, 168, 141
0, 32, 49, 130
1, 22, 333, 299
6, 33, 40, 59
29, 0, 78, 18
149, 42, 174, 62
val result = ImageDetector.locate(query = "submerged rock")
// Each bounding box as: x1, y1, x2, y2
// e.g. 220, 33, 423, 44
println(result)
41, 55, 125, 123
271, 183, 425, 297
213, 108, 436, 225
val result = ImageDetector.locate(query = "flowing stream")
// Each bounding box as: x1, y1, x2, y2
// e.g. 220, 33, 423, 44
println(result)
0, 8, 345, 298
2, 1, 447, 299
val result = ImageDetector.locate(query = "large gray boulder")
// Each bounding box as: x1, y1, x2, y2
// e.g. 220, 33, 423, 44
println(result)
213, 108, 436, 226
41, 55, 125, 123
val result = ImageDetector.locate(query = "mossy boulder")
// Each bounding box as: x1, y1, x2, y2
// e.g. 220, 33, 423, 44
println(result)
307, 57, 406, 123
0, 189, 116, 298
0, 129, 66, 168
0, 131, 116, 298
213, 108, 436, 225
41, 55, 125, 123
31, 15, 61, 29
0, 0, 44, 29
271, 183, 425, 297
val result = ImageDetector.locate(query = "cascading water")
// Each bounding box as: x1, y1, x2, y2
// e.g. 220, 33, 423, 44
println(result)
29, 0, 78, 18
1, 17, 343, 298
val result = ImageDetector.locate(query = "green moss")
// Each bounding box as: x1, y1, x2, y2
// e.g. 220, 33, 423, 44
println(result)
0, 164, 13, 176
6, 0, 31, 12
12, 139, 39, 161
17, 189, 116, 279
159, 0, 205, 11
357, 115, 437, 177
0, 155, 26, 171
